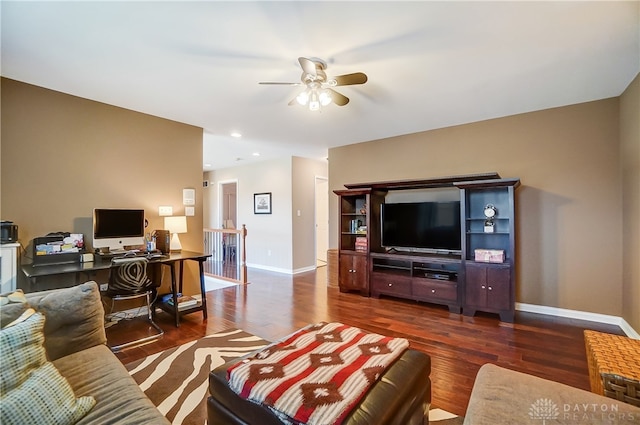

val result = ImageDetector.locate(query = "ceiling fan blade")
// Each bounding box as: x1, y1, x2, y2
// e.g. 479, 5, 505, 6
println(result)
288, 97, 298, 106
328, 89, 350, 106
332, 72, 368, 86
298, 57, 318, 77
259, 82, 302, 86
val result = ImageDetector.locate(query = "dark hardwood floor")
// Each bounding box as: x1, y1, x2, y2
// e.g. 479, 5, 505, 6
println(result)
111, 266, 623, 416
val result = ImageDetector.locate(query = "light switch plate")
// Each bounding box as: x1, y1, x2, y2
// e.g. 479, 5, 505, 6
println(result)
185, 206, 195, 217
159, 206, 173, 216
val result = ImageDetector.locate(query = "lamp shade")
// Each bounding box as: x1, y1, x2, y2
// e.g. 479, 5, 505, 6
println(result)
164, 216, 187, 234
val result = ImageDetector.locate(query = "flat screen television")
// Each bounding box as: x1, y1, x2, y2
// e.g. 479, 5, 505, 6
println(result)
381, 201, 461, 254
92, 208, 145, 252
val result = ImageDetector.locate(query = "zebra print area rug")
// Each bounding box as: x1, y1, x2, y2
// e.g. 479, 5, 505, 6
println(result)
125, 328, 462, 425
125, 328, 268, 425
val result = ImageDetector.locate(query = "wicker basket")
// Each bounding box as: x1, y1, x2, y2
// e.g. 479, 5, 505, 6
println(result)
327, 249, 339, 288
584, 330, 640, 407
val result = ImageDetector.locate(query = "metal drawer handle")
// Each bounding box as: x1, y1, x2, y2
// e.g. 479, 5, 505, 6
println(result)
488, 286, 493, 291
388, 283, 393, 287
481, 285, 486, 289
431, 289, 436, 293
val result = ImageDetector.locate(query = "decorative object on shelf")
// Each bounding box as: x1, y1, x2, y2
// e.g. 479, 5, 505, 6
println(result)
254, 192, 272, 214
350, 219, 362, 233
164, 216, 187, 252
474, 249, 505, 263
483, 203, 497, 233
483, 204, 497, 218
359, 203, 367, 215
355, 237, 368, 252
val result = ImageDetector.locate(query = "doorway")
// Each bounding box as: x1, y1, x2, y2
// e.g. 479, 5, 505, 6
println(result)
220, 181, 237, 229
315, 177, 329, 267
219, 181, 238, 265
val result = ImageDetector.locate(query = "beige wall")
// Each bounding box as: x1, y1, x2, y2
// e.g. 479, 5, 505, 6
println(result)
207, 157, 294, 273
1, 78, 204, 295
329, 98, 625, 318
205, 156, 327, 273
292, 156, 329, 272
620, 73, 640, 331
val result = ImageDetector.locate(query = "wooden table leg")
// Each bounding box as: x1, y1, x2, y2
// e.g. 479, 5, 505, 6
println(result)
198, 259, 207, 320
178, 260, 184, 294
169, 262, 179, 328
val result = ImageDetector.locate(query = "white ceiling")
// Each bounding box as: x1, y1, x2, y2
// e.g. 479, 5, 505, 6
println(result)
2, 1, 638, 171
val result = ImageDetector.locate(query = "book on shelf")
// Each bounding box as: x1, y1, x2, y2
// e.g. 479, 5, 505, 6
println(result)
167, 295, 198, 309
355, 236, 368, 252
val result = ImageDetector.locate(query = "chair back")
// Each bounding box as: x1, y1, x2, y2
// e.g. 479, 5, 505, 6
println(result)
108, 257, 155, 295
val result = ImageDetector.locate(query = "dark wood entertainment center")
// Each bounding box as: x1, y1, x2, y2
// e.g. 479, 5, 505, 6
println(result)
334, 173, 520, 322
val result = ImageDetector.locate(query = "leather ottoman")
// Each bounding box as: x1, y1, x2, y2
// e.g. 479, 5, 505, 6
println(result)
207, 348, 431, 425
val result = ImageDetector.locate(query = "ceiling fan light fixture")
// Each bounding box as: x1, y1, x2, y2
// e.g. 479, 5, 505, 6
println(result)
309, 90, 321, 111
260, 57, 367, 111
319, 90, 332, 106
296, 90, 310, 105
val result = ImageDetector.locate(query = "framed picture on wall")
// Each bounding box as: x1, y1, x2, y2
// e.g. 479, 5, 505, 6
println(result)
254, 192, 272, 214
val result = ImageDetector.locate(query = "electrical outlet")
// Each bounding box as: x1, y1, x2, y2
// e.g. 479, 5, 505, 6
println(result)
99, 283, 108, 292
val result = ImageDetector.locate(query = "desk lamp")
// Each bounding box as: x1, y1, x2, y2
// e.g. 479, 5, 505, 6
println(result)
164, 216, 187, 252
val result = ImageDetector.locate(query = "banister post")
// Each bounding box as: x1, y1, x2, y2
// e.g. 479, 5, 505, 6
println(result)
240, 224, 248, 284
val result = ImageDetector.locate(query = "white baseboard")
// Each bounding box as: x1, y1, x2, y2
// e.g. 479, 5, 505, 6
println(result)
516, 302, 640, 339
245, 263, 317, 275
246, 263, 294, 274
293, 265, 318, 274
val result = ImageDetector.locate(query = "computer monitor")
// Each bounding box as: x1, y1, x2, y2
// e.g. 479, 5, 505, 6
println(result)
92, 208, 145, 252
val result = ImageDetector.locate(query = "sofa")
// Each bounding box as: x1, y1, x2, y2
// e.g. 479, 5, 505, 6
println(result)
464, 363, 640, 424
0, 281, 169, 424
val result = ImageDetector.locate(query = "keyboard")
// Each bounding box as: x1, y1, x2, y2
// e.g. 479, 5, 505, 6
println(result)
111, 250, 168, 260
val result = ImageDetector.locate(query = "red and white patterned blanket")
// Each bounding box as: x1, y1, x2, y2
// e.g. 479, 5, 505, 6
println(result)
227, 322, 409, 425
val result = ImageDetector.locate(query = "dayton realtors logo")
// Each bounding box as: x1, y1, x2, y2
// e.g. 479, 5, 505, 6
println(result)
529, 398, 637, 423
529, 398, 560, 424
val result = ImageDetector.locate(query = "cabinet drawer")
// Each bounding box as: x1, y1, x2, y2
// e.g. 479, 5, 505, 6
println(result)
371, 273, 411, 297
412, 278, 458, 302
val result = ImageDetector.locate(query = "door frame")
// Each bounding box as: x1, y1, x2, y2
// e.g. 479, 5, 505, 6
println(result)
314, 176, 329, 267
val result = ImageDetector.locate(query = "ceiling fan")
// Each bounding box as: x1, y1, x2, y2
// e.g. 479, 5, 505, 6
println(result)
259, 57, 368, 111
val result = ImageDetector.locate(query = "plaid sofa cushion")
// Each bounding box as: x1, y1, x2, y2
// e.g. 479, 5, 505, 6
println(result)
0, 312, 95, 425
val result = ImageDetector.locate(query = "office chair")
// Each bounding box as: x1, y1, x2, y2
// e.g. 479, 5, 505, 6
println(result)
105, 257, 163, 352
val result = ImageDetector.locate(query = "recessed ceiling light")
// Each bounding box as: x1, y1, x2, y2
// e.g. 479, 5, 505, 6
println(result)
230, 132, 242, 138
252, 152, 260, 157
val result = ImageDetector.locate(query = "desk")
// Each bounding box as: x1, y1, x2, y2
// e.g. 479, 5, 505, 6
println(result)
22, 250, 211, 327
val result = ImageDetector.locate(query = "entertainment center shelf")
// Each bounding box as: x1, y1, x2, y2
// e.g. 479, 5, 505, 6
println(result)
370, 252, 462, 313
334, 173, 520, 322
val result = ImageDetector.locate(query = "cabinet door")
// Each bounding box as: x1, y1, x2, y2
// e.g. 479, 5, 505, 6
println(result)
486, 266, 511, 310
338, 254, 368, 293
339, 255, 355, 290
465, 262, 512, 317
352, 255, 368, 291
465, 263, 487, 307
